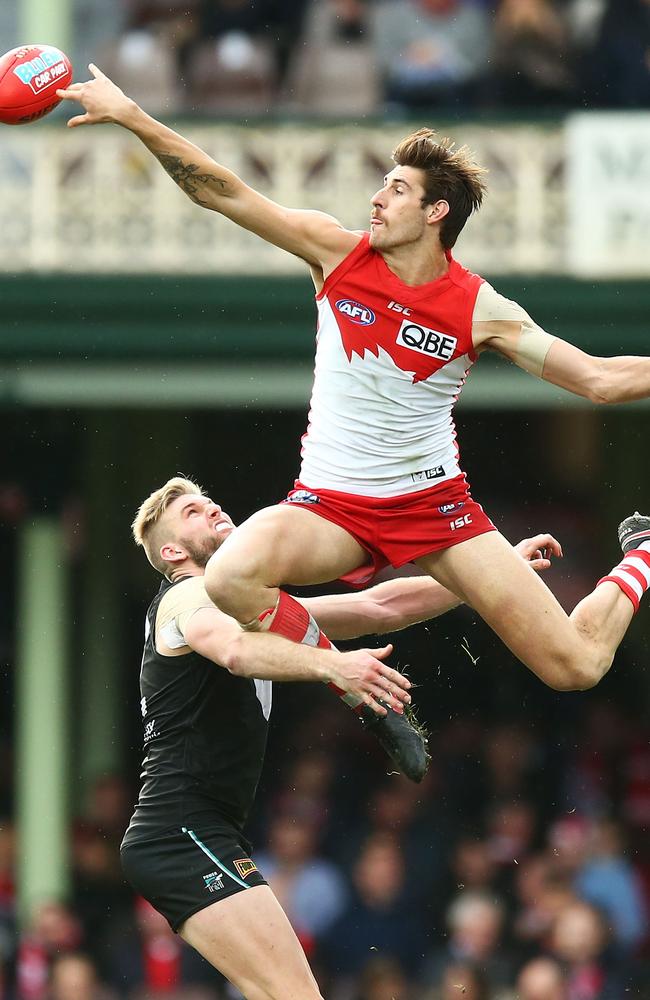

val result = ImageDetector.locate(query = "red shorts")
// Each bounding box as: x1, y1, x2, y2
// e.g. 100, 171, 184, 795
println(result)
282, 474, 496, 587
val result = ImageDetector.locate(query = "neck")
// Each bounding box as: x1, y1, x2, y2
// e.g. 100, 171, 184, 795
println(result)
168, 562, 203, 582
380, 240, 449, 286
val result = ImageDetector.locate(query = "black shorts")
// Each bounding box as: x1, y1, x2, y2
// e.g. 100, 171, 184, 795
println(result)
120, 824, 268, 932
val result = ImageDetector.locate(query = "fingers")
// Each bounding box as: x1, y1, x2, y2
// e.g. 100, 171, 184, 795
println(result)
367, 643, 394, 661
56, 83, 85, 101
380, 663, 411, 690
529, 557, 551, 572
67, 114, 91, 129
363, 693, 388, 717
89, 62, 107, 79
529, 532, 563, 558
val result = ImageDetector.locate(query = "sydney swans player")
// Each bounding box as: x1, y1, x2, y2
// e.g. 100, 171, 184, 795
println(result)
60, 68, 650, 694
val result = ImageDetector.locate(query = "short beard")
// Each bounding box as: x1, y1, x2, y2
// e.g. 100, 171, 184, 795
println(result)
177, 532, 222, 568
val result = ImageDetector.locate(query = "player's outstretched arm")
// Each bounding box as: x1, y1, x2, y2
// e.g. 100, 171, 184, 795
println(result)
56, 65, 358, 268
473, 284, 650, 404
182, 609, 409, 716
304, 533, 562, 640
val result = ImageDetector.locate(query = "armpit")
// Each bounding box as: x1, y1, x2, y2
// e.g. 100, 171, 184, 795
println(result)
473, 282, 556, 377
156, 576, 216, 650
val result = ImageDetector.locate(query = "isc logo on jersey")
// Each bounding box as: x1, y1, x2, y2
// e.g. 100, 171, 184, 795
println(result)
396, 320, 457, 361
336, 299, 376, 326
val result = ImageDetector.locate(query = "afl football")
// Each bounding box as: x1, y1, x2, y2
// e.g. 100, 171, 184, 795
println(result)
0, 44, 73, 125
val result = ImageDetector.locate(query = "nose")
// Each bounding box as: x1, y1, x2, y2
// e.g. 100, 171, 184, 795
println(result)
371, 188, 386, 208
206, 502, 222, 519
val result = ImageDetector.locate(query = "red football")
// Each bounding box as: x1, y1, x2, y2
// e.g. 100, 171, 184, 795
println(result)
0, 44, 73, 125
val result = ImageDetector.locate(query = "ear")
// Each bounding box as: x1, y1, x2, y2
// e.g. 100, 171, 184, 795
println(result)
426, 199, 450, 226
160, 542, 187, 565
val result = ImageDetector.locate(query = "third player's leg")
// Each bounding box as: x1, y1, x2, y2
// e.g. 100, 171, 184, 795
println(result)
416, 531, 634, 690
204, 504, 368, 623
180, 885, 323, 1000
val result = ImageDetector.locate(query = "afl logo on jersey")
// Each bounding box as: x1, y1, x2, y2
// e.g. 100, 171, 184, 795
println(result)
336, 299, 376, 326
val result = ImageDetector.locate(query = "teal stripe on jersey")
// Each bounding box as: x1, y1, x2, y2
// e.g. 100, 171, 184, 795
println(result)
181, 827, 250, 889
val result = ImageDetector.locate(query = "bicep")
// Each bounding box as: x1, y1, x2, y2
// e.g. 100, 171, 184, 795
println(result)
182, 607, 241, 666
539, 339, 604, 401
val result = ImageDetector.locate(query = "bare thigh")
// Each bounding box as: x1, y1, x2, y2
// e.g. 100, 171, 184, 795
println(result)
180, 885, 323, 1000
416, 531, 593, 688
213, 504, 368, 586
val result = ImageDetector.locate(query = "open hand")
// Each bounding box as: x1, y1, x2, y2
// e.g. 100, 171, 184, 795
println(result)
329, 643, 411, 716
515, 532, 563, 572
56, 63, 136, 128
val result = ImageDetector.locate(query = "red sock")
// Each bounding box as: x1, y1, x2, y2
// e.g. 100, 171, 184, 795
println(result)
597, 544, 650, 613
263, 591, 364, 712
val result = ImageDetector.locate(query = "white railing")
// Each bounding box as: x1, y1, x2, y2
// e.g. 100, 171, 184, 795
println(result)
1, 122, 565, 274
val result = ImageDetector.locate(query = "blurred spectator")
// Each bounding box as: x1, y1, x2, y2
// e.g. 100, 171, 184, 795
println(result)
48, 952, 116, 1000
516, 957, 567, 1000
284, 0, 379, 114
354, 955, 413, 1000
16, 902, 83, 1000
513, 854, 576, 953
574, 819, 647, 952
84, 775, 133, 846
548, 900, 622, 999
371, 0, 491, 110
451, 837, 497, 896
584, 0, 650, 107
420, 891, 514, 993
438, 961, 491, 999
490, 0, 576, 107
321, 833, 426, 980
103, 897, 216, 998
271, 751, 335, 828
254, 813, 347, 951
483, 723, 541, 800
485, 799, 537, 868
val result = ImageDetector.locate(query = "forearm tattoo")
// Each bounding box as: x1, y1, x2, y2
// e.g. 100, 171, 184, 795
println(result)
156, 154, 229, 206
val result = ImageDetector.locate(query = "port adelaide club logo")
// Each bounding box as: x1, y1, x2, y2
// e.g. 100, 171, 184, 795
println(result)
336, 299, 376, 326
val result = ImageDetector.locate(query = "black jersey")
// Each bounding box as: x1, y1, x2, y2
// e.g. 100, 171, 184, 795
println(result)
122, 577, 271, 847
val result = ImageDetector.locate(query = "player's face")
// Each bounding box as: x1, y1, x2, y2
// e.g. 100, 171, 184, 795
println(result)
369, 166, 429, 251
166, 494, 236, 567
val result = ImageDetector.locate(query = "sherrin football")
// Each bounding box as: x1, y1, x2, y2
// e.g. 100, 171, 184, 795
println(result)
0, 44, 73, 125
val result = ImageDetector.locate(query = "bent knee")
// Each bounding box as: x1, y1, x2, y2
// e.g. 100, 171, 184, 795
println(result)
545, 649, 612, 692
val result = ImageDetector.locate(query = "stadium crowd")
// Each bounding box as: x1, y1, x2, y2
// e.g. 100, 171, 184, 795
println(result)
77, 0, 650, 116
1, 678, 650, 998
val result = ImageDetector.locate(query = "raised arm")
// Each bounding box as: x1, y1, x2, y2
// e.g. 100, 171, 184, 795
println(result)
57, 66, 359, 269
473, 282, 650, 404
156, 578, 410, 715
304, 534, 562, 640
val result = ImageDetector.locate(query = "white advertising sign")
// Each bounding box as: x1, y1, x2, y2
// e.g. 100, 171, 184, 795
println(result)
566, 112, 650, 277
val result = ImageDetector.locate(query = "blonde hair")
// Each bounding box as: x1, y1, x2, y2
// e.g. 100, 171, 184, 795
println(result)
392, 128, 487, 249
132, 476, 206, 573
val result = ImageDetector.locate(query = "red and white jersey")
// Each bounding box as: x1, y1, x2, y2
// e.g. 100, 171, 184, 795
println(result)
299, 233, 484, 497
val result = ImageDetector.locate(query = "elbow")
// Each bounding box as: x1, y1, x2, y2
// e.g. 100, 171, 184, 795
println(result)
371, 601, 403, 636
547, 662, 608, 692
221, 634, 249, 677
586, 361, 617, 405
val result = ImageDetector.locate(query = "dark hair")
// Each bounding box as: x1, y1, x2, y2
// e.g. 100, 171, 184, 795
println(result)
392, 127, 487, 248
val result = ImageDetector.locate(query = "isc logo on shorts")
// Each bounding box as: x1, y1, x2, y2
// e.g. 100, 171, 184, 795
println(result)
336, 299, 376, 326
396, 321, 457, 361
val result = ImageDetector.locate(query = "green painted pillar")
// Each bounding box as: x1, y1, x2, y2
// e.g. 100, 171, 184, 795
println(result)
16, 519, 70, 919
78, 416, 122, 797
20, 0, 72, 53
